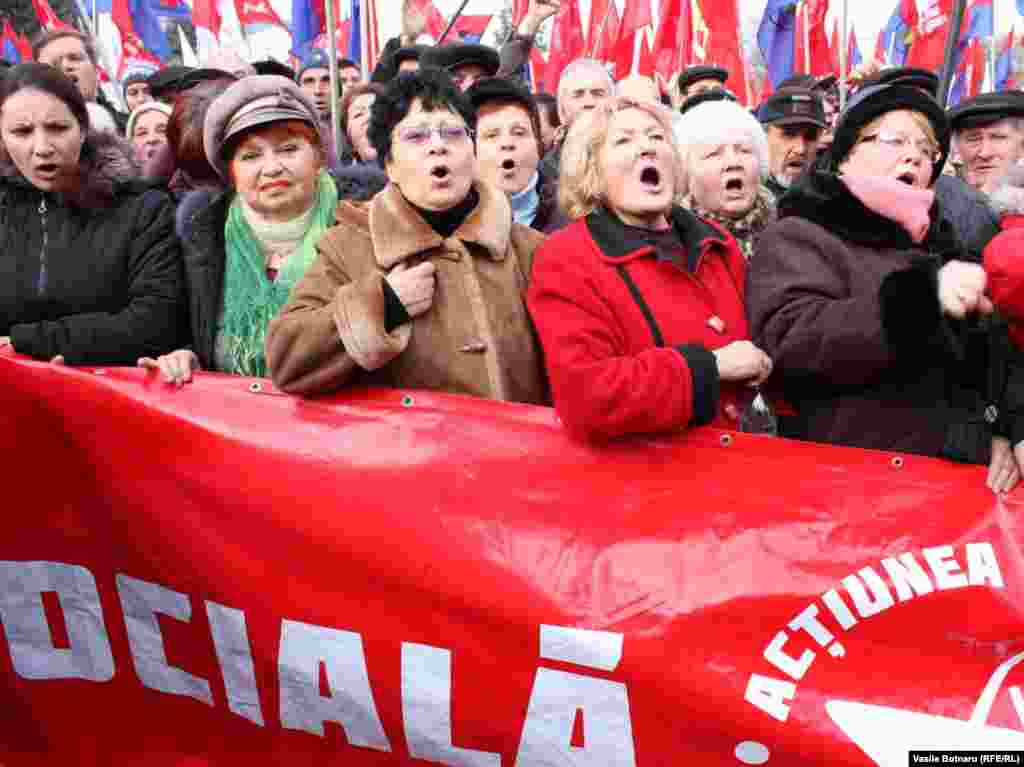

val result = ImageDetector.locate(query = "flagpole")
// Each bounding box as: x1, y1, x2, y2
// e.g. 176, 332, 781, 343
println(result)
802, 2, 810, 74
939, 0, 968, 107
437, 0, 471, 45
590, 8, 612, 58
839, 0, 848, 109
323, 0, 342, 164
989, 0, 997, 92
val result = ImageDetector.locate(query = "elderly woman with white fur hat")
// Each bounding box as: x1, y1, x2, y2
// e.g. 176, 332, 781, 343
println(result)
674, 99, 774, 261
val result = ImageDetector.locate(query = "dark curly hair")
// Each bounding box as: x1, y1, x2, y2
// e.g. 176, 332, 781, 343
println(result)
368, 68, 475, 166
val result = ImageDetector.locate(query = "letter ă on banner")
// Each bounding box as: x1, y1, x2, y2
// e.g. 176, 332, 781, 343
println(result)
0, 352, 1022, 765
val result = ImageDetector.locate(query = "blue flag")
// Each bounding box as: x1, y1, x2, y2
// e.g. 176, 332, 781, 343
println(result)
878, 2, 909, 67
130, 0, 171, 61
757, 0, 796, 90
292, 0, 322, 58
960, 0, 993, 46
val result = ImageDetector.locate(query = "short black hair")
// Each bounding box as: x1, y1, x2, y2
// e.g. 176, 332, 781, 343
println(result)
0, 62, 89, 134
339, 58, 359, 71
369, 68, 475, 166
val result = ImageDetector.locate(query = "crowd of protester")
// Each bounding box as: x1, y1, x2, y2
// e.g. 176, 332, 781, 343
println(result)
4, 0, 1024, 493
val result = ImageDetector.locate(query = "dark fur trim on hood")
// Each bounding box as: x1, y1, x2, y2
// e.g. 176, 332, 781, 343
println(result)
0, 130, 140, 209
778, 162, 962, 258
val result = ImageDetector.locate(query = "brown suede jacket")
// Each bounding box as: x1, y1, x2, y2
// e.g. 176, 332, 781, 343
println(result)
265, 181, 548, 403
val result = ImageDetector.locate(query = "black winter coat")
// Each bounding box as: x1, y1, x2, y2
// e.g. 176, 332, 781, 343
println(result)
175, 165, 387, 370
750, 169, 1003, 463
0, 132, 183, 365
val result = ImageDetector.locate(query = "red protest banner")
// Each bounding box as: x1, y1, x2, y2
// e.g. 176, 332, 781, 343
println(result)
0, 352, 1022, 765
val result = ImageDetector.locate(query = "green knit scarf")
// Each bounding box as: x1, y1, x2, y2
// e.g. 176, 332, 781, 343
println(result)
217, 171, 338, 377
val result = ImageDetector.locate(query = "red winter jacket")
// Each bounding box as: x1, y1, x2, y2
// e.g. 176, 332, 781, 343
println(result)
527, 206, 750, 442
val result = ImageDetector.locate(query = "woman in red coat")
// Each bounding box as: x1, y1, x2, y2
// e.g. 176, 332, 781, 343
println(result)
526, 96, 773, 442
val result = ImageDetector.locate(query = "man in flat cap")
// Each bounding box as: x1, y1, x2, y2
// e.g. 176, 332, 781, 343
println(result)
419, 42, 500, 91
676, 65, 729, 109
949, 91, 1024, 195
758, 86, 826, 199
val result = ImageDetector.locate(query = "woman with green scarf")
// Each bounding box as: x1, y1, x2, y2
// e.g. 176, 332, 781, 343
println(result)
138, 75, 385, 382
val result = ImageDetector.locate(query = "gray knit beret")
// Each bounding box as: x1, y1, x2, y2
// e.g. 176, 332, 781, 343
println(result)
203, 74, 322, 180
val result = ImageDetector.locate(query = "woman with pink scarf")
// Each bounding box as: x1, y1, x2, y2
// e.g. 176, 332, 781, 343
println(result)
748, 84, 1019, 492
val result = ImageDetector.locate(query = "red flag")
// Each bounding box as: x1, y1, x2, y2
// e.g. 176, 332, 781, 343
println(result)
586, 0, 609, 55
511, 0, 529, 29
614, 29, 634, 79
697, 0, 748, 101
957, 37, 986, 99
15, 31, 31, 61
592, 2, 620, 62
544, 0, 584, 92
651, 0, 691, 80
845, 23, 860, 77
793, 0, 831, 76
905, 0, 950, 71
830, 17, 839, 74
191, 0, 222, 42
32, 0, 73, 31
406, 0, 446, 41
233, 0, 287, 31
637, 31, 654, 77
873, 28, 886, 63
614, 0, 652, 75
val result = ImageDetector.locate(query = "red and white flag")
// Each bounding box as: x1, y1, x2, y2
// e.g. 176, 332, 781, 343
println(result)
32, 0, 73, 31
191, 0, 222, 60
233, 0, 287, 32
112, 0, 162, 78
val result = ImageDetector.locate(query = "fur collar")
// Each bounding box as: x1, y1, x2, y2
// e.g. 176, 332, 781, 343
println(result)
336, 180, 512, 269
989, 162, 1024, 218
0, 130, 139, 209
779, 167, 962, 256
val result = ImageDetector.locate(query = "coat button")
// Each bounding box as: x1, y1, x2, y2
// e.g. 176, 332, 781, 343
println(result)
459, 341, 487, 353
984, 405, 999, 424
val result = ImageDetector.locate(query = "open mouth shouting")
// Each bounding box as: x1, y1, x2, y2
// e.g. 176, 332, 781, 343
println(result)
895, 170, 918, 187
722, 173, 747, 198
638, 163, 663, 194
429, 163, 452, 187
33, 162, 60, 180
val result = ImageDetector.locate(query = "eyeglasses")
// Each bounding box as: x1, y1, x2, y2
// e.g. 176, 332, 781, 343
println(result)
396, 124, 474, 146
860, 131, 941, 163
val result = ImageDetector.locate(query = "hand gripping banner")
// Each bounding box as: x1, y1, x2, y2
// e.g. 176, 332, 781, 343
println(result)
0, 352, 1022, 766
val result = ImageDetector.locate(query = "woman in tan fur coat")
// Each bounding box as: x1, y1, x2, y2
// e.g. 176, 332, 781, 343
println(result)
265, 68, 548, 404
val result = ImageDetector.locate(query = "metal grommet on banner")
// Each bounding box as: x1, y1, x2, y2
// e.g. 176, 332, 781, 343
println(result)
248, 382, 263, 394
720, 433, 733, 448
402, 395, 414, 407
891, 456, 904, 469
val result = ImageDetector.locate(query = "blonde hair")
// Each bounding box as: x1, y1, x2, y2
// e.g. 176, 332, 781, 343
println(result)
558, 97, 685, 220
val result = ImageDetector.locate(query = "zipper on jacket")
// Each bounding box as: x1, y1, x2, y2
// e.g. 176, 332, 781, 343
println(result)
37, 196, 48, 296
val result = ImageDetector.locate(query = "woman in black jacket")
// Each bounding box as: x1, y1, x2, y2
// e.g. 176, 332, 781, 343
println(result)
0, 63, 182, 366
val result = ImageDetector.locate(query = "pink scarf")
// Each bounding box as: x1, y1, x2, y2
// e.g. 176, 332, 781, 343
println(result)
840, 174, 935, 244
